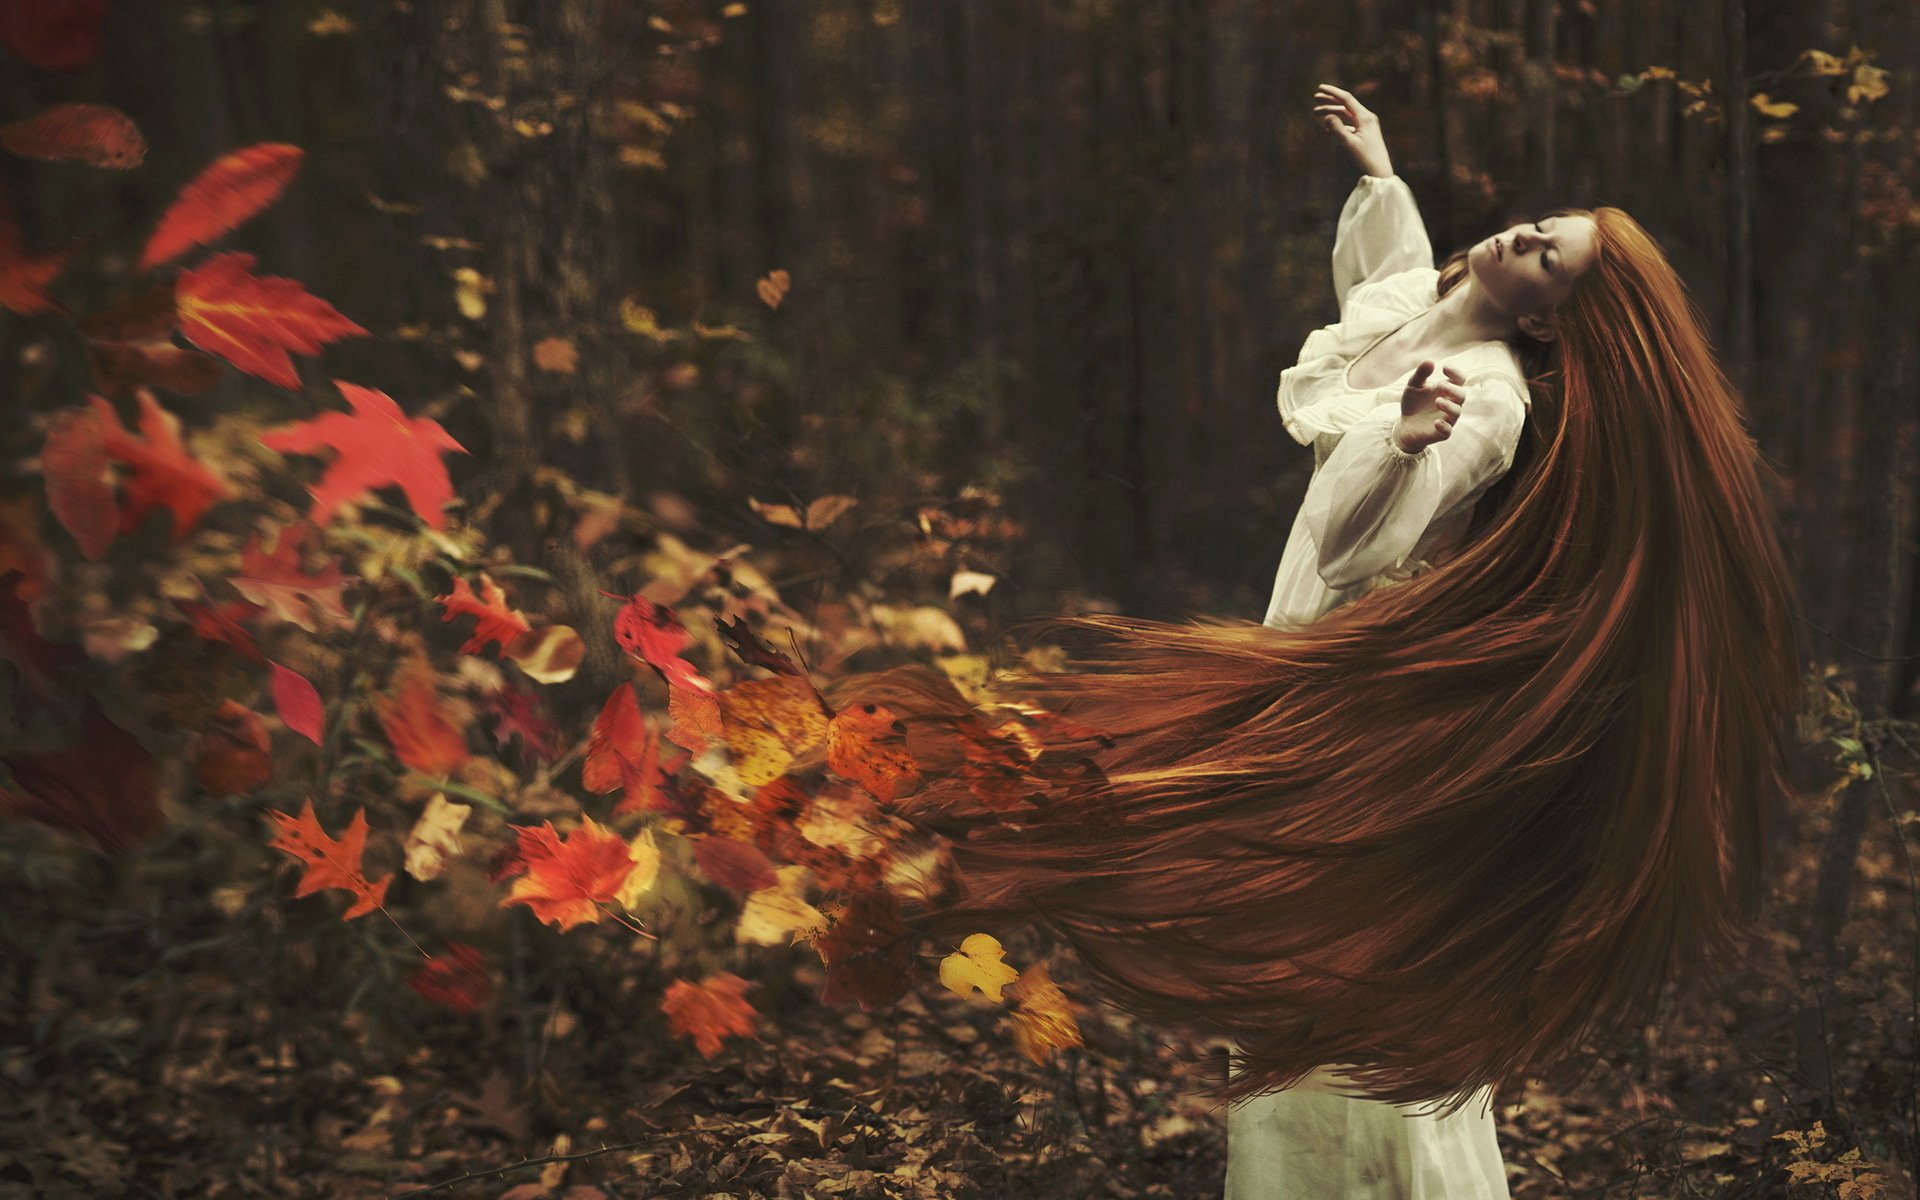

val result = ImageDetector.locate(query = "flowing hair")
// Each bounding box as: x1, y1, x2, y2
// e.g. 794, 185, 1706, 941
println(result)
899, 206, 1808, 1114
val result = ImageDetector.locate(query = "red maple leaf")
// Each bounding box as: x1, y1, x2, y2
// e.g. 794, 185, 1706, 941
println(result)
500, 816, 636, 932
582, 685, 684, 814
88, 390, 232, 541
409, 943, 493, 1015
230, 522, 351, 633
140, 143, 302, 270
603, 590, 712, 693
265, 799, 392, 920
660, 972, 759, 1059
484, 684, 560, 763
0, 0, 107, 72
176, 251, 367, 389
257, 381, 468, 531
0, 697, 161, 855
0, 102, 144, 168
373, 652, 468, 776
0, 188, 69, 315
436, 572, 531, 655
173, 596, 268, 663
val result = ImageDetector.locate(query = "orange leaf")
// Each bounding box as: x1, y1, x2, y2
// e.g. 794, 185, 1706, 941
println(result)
374, 652, 469, 775
666, 683, 722, 753
661, 971, 758, 1058
500, 816, 635, 932
39, 404, 116, 560
0, 103, 145, 168
719, 675, 830, 787
176, 251, 367, 389
827, 701, 920, 803
265, 799, 392, 920
231, 522, 352, 633
813, 889, 913, 1010
257, 380, 468, 531
140, 143, 303, 270
691, 836, 777, 893
755, 268, 790, 309
88, 390, 231, 541
436, 571, 532, 656
585, 684, 684, 814
1008, 963, 1084, 1065
531, 336, 578, 374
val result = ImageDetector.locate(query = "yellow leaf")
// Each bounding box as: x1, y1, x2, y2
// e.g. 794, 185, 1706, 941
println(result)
939, 932, 1020, 1002
1848, 64, 1889, 105
1804, 49, 1847, 76
735, 865, 827, 946
453, 267, 489, 320
403, 791, 472, 881
615, 827, 663, 911
948, 569, 996, 600
719, 675, 831, 787
804, 495, 858, 530
1008, 962, 1083, 1065
748, 496, 806, 529
1750, 93, 1799, 118
620, 298, 682, 342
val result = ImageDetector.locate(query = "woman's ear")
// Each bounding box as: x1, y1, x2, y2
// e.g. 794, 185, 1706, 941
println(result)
1517, 312, 1559, 343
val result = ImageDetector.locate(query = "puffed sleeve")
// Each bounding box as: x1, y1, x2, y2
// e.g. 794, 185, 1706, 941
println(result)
1332, 174, 1433, 322
1301, 376, 1527, 590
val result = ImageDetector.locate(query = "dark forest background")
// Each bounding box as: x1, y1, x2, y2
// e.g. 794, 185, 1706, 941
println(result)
3, 0, 1919, 1195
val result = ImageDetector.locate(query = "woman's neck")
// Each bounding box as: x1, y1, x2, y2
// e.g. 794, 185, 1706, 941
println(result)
1427, 278, 1522, 346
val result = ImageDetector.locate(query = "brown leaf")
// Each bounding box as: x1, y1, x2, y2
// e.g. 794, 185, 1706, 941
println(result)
0, 103, 145, 168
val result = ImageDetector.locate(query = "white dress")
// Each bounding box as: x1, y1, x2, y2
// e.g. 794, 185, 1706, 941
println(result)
1223, 173, 1527, 1199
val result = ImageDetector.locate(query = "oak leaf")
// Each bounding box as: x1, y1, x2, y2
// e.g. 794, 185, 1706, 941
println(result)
88, 391, 231, 541
265, 799, 392, 919
501, 816, 636, 931
0, 103, 144, 168
141, 143, 303, 270
176, 251, 367, 389
661, 971, 758, 1058
436, 571, 531, 655
257, 380, 468, 531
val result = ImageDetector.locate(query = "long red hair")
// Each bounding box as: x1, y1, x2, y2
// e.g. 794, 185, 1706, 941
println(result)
900, 206, 1808, 1114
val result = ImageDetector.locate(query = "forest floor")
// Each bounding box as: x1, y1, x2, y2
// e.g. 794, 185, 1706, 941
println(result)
1, 763, 1914, 1200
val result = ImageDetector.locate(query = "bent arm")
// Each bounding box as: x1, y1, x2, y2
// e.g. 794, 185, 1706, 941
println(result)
1301, 377, 1526, 590
1332, 174, 1433, 321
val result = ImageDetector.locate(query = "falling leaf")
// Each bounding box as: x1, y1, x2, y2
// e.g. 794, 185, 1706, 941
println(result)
940, 932, 1020, 1002
661, 972, 758, 1058
948, 570, 996, 600
88, 391, 231, 541
483, 684, 562, 762
176, 252, 367, 389
606, 590, 712, 693
0, 103, 145, 168
715, 614, 802, 676
257, 380, 469, 531
719, 674, 831, 787
141, 143, 304, 270
436, 572, 532, 655
452, 267, 489, 319
532, 336, 578, 374
0, 190, 68, 314
269, 660, 323, 744
581, 687, 682, 817
501, 816, 636, 931
403, 792, 473, 881
755, 268, 790, 309
87, 339, 222, 398
748, 494, 858, 532
231, 522, 351, 633
0, 0, 108, 72
0, 698, 161, 854
619, 298, 680, 342
408, 943, 491, 1014
666, 683, 723, 753
195, 698, 272, 796
827, 701, 920, 803
1849, 63, 1890, 105
813, 888, 913, 1010
615, 827, 663, 911
1749, 92, 1798, 118
265, 799, 392, 919
39, 405, 117, 560
504, 624, 584, 685
691, 835, 778, 893
374, 652, 469, 775
736, 864, 827, 946
1008, 962, 1083, 1065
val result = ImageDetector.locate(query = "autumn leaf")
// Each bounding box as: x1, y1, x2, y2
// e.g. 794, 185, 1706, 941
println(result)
503, 624, 584, 684
735, 865, 827, 947
605, 590, 712, 692
483, 685, 562, 762
230, 522, 352, 633
0, 0, 108, 72
748, 494, 857, 531
403, 791, 473, 882
374, 651, 469, 775
141, 143, 304, 270
584, 684, 682, 814
436, 572, 532, 655
194, 698, 273, 797
176, 251, 368, 389
88, 391, 231, 542
408, 943, 492, 1015
691, 836, 778, 893
39, 404, 117, 560
257, 380, 469, 531
715, 614, 802, 676
666, 683, 723, 753
755, 268, 790, 309
939, 932, 1020, 1002
827, 701, 920, 803
0, 698, 161, 854
265, 799, 393, 920
0, 190, 69, 315
0, 103, 145, 168
661, 971, 758, 1058
1008, 963, 1084, 1065
270, 660, 324, 745
531, 336, 578, 374
813, 888, 914, 1010
501, 816, 636, 932
718, 674, 831, 788
87, 339, 222, 398
615, 827, 663, 911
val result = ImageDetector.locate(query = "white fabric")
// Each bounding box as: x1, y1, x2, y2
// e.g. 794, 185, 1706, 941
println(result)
1224, 173, 1523, 1199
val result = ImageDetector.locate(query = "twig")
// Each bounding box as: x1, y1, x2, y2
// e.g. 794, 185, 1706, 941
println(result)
387, 1136, 664, 1197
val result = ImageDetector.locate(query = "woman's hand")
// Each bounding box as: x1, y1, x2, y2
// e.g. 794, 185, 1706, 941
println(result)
1395, 362, 1465, 454
1313, 83, 1394, 180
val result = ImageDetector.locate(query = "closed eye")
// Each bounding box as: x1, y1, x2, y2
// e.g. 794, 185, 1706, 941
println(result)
1534, 221, 1556, 274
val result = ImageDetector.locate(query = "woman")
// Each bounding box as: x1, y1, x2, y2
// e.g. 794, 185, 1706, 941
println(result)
904, 82, 1805, 1198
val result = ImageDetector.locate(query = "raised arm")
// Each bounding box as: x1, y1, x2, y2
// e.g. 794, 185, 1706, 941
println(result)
1312, 83, 1432, 319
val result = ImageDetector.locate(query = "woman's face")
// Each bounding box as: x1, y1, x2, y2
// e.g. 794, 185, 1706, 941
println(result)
1469, 214, 1599, 322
